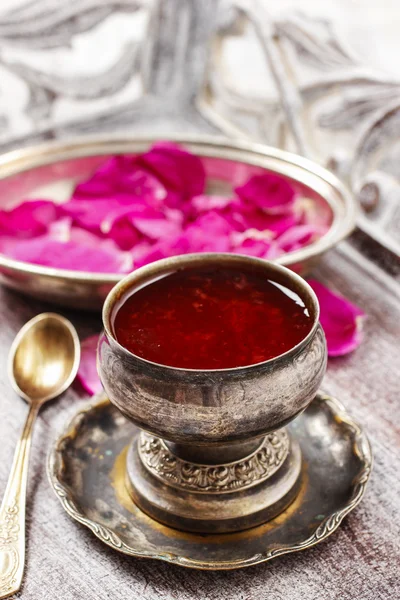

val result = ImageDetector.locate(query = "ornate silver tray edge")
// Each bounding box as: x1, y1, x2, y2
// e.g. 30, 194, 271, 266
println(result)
47, 393, 372, 571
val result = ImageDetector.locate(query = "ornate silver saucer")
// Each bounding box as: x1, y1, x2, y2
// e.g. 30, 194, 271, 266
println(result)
47, 392, 372, 570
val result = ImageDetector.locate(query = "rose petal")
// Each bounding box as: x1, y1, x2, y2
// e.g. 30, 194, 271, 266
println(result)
62, 194, 161, 233
308, 280, 366, 356
49, 222, 132, 258
104, 216, 143, 251
230, 229, 283, 259
296, 197, 333, 228
235, 173, 296, 214
0, 146, 328, 276
231, 237, 274, 258
277, 224, 328, 252
74, 158, 167, 207
101, 205, 183, 250
137, 142, 206, 202
236, 210, 300, 236
61, 198, 129, 233
0, 200, 59, 238
132, 216, 182, 240
135, 212, 232, 268
76, 334, 102, 395
8, 235, 132, 273
191, 195, 236, 214
185, 212, 233, 249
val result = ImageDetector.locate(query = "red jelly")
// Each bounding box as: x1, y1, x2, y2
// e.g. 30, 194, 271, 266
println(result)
114, 267, 312, 370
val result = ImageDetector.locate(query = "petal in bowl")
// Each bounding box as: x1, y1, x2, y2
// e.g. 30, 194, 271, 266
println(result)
0, 200, 60, 238
7, 235, 132, 273
235, 173, 296, 214
136, 141, 206, 203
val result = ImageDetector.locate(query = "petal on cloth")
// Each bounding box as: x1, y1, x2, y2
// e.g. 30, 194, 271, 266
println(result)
76, 334, 102, 395
308, 280, 366, 356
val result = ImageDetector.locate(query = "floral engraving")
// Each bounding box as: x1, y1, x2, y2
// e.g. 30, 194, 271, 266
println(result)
138, 430, 290, 493
0, 500, 20, 596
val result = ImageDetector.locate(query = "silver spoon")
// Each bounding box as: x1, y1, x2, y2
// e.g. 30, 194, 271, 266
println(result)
0, 313, 80, 599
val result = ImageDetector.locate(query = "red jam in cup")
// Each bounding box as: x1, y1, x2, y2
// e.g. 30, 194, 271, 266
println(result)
114, 267, 312, 370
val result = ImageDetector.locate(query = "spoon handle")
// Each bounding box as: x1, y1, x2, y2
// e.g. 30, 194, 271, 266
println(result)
0, 403, 39, 599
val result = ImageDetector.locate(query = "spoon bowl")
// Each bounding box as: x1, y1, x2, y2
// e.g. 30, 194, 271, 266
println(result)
9, 313, 80, 404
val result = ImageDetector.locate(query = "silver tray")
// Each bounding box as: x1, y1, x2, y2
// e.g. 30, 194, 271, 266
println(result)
47, 392, 372, 570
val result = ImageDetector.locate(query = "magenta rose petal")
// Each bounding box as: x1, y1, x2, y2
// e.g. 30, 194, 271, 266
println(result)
277, 224, 328, 252
235, 173, 296, 214
231, 237, 273, 258
61, 198, 125, 233
308, 280, 366, 356
230, 230, 284, 259
191, 195, 236, 215
134, 242, 173, 268
0, 236, 18, 255
118, 169, 168, 206
105, 216, 142, 251
184, 212, 233, 251
0, 200, 60, 238
134, 212, 232, 268
75, 162, 169, 208
8, 235, 132, 273
62, 195, 152, 233
132, 216, 182, 240
102, 205, 183, 250
137, 142, 206, 200
76, 334, 102, 396
239, 211, 300, 236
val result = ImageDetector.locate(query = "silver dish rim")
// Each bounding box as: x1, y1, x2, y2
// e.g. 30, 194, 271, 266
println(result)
0, 134, 357, 283
47, 392, 372, 571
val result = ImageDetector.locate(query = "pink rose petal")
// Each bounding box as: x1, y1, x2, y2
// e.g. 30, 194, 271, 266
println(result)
0, 145, 327, 277
8, 235, 132, 273
183, 212, 233, 251
61, 198, 129, 233
132, 216, 182, 240
0, 200, 59, 238
137, 142, 206, 202
74, 158, 167, 207
308, 280, 366, 356
76, 334, 102, 395
191, 195, 236, 214
104, 216, 142, 251
277, 224, 328, 252
231, 237, 274, 258
135, 212, 232, 267
235, 173, 296, 214
102, 206, 183, 250
236, 210, 300, 236
61, 195, 158, 234
230, 230, 283, 259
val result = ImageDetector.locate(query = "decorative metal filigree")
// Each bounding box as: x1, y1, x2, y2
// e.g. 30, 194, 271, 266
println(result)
0, 500, 20, 597
138, 430, 290, 493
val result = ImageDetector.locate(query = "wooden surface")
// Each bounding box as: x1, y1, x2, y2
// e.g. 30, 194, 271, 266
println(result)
0, 1, 399, 598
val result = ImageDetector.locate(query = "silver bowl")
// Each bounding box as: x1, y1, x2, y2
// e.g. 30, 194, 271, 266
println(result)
0, 135, 356, 310
99, 253, 327, 445
98, 253, 327, 532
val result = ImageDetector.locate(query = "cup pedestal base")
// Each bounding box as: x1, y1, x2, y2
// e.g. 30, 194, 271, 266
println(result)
126, 428, 302, 533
